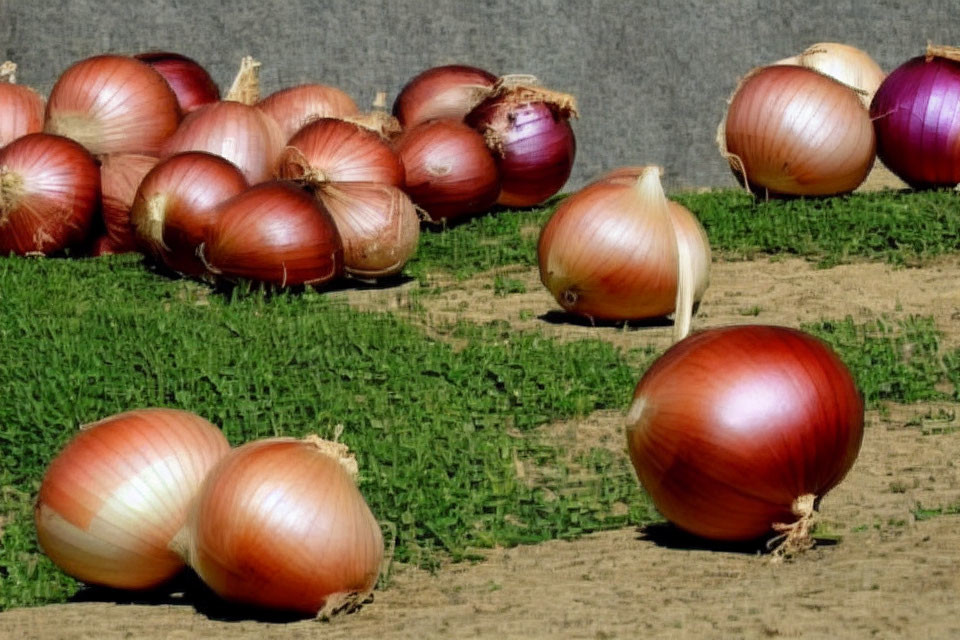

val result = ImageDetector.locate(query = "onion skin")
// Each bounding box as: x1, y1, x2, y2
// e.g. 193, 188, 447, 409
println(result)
257, 84, 359, 142
160, 101, 285, 185
204, 181, 344, 287
870, 48, 960, 188
776, 42, 885, 108
0, 133, 101, 256
0, 82, 44, 147
130, 151, 248, 276
34, 408, 230, 590
179, 437, 383, 616
392, 64, 497, 129
721, 65, 875, 197
135, 51, 221, 114
626, 325, 864, 542
99, 154, 159, 253
393, 118, 500, 222
44, 54, 181, 156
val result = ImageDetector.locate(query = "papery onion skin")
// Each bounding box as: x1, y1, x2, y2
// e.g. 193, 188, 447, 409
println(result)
393, 118, 500, 222
0, 133, 101, 256
100, 154, 159, 253
626, 325, 864, 542
277, 118, 404, 187
870, 48, 960, 188
34, 408, 231, 590
257, 84, 359, 142
0, 82, 45, 147
160, 101, 285, 184
135, 51, 221, 114
179, 437, 383, 616
204, 180, 344, 287
721, 65, 875, 197
130, 151, 248, 276
393, 64, 497, 129
45, 54, 181, 156
777, 43, 885, 108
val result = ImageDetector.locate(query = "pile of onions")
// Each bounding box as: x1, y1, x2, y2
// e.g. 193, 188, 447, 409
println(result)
775, 42, 885, 108
257, 84, 359, 142
44, 54, 181, 156
538, 166, 709, 341
134, 51, 220, 114
130, 151, 248, 276
99, 154, 159, 252
870, 44, 960, 188
0, 133, 101, 255
465, 80, 577, 207
174, 436, 383, 617
203, 180, 344, 287
626, 325, 864, 556
719, 64, 875, 197
0, 61, 44, 147
392, 64, 497, 129
34, 408, 230, 589
393, 118, 500, 222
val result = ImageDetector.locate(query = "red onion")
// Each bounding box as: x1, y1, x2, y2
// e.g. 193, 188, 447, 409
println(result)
134, 51, 220, 114
99, 154, 159, 253
0, 62, 44, 147
257, 84, 359, 142
44, 54, 180, 156
626, 325, 863, 555
392, 64, 497, 129
0, 133, 100, 255
465, 82, 577, 207
870, 44, 960, 188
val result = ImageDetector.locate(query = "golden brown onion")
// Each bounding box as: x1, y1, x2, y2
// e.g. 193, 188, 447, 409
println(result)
99, 154, 159, 253
775, 42, 884, 108
257, 84, 359, 142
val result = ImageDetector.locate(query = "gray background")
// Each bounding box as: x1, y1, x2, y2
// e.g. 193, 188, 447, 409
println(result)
1, 0, 957, 190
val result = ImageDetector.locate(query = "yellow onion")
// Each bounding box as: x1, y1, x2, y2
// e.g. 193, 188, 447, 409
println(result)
775, 42, 884, 108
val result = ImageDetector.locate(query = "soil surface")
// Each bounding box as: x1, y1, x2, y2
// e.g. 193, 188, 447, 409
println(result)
3, 257, 959, 639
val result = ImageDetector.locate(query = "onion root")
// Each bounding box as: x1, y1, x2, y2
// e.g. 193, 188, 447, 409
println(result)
768, 493, 818, 562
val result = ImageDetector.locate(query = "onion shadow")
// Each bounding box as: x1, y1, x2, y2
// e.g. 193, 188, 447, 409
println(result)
636, 522, 838, 556
538, 310, 674, 330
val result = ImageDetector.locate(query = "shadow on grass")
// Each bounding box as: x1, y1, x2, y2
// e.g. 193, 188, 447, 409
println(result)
538, 310, 674, 330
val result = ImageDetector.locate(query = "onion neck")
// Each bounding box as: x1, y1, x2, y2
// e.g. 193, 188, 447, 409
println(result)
302, 434, 359, 481
0, 60, 15, 83
926, 43, 960, 63
340, 111, 402, 140
225, 56, 261, 105
0, 169, 24, 222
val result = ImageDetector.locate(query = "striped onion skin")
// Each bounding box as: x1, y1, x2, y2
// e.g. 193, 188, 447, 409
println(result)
44, 54, 180, 156
257, 84, 359, 143
34, 408, 230, 590
99, 153, 159, 253
0, 82, 44, 147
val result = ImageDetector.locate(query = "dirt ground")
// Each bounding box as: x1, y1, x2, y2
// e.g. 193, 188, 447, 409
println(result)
3, 256, 959, 639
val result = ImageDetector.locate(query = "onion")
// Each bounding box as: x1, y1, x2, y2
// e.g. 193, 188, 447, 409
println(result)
160, 101, 285, 185
393, 118, 500, 222
465, 81, 577, 207
44, 54, 180, 156
870, 44, 960, 188
34, 408, 231, 590
313, 181, 419, 278
134, 51, 220, 114
538, 166, 709, 341
130, 151, 248, 276
203, 181, 344, 287
90, 234, 121, 257
775, 43, 885, 108
392, 64, 497, 129
277, 118, 404, 188
719, 64, 876, 197
0, 61, 44, 147
257, 84, 359, 142
0, 133, 101, 256
173, 436, 383, 617
626, 325, 864, 556
99, 154, 159, 253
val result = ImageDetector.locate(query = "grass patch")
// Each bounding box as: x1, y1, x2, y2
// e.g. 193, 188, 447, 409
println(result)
913, 501, 960, 521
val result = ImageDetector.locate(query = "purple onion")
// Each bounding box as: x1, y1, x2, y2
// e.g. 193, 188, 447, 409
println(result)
870, 46, 960, 188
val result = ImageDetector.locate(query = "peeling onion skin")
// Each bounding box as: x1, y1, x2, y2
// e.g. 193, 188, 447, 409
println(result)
392, 64, 497, 129
721, 65, 875, 197
257, 84, 359, 142
179, 437, 384, 616
34, 408, 231, 590
775, 42, 885, 109
135, 51, 220, 114
99, 154, 159, 253
626, 325, 864, 542
0, 82, 44, 147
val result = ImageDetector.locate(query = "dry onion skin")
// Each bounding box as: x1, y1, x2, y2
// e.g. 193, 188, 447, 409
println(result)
775, 42, 885, 108
34, 408, 230, 590
174, 436, 384, 617
0, 61, 45, 147
719, 64, 876, 197
626, 325, 864, 557
99, 154, 159, 253
538, 166, 709, 341
257, 84, 359, 142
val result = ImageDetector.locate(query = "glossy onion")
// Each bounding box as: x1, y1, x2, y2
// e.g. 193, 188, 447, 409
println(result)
0, 133, 100, 256
393, 118, 500, 222
257, 84, 359, 142
130, 151, 248, 276
0, 64, 44, 147
135, 51, 221, 113
203, 181, 344, 287
626, 325, 864, 551
392, 64, 497, 129
466, 83, 577, 207
99, 154, 159, 252
776, 42, 884, 108
34, 408, 230, 590
160, 101, 285, 184
176, 436, 383, 616
870, 45, 960, 188
45, 54, 180, 156
720, 64, 875, 196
